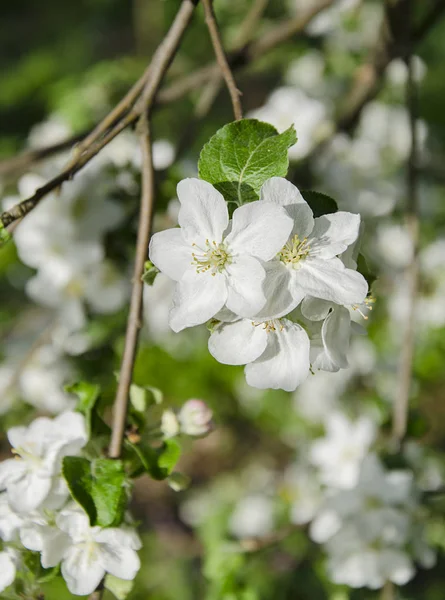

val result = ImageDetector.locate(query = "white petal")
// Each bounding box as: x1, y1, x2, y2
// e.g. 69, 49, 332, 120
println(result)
0, 459, 26, 489
0, 495, 23, 541
169, 270, 227, 332
98, 544, 140, 581
254, 261, 301, 320
177, 178, 228, 244
226, 201, 293, 261
6, 426, 28, 449
56, 508, 91, 542
301, 296, 332, 321
310, 338, 339, 373
245, 320, 310, 391
294, 258, 368, 305
19, 523, 44, 552
208, 319, 268, 365
61, 546, 105, 596
41, 531, 72, 569
95, 527, 142, 550
149, 228, 192, 282
0, 552, 16, 593
8, 473, 52, 513
309, 212, 361, 259
260, 177, 314, 239
225, 255, 266, 317
321, 306, 350, 369
381, 549, 414, 586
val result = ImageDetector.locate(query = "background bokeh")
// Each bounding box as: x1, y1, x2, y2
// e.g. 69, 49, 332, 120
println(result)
1, 0, 445, 598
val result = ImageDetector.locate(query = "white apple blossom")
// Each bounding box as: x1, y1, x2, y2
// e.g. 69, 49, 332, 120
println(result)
149, 178, 293, 331
284, 465, 322, 525
229, 494, 275, 539
0, 411, 88, 513
300, 296, 367, 372
18, 345, 76, 413
309, 455, 432, 589
51, 506, 141, 596
209, 316, 310, 392
309, 412, 376, 489
257, 177, 368, 316
0, 548, 20, 594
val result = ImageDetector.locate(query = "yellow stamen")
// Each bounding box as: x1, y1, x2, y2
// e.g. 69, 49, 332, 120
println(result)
191, 240, 231, 275
279, 235, 311, 268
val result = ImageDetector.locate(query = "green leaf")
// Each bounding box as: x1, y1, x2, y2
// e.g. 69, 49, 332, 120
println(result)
129, 383, 163, 413
62, 457, 127, 527
198, 119, 297, 206
142, 260, 159, 286
91, 459, 127, 527
62, 456, 96, 524
66, 381, 101, 437
126, 438, 181, 481
158, 438, 181, 474
37, 564, 60, 584
0, 222, 11, 247
105, 574, 134, 600
300, 190, 338, 217
168, 471, 191, 492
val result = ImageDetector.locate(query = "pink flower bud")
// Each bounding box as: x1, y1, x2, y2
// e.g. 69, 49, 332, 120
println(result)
178, 399, 213, 437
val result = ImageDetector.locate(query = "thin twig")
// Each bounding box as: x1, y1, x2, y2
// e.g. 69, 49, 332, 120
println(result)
202, 0, 242, 120
381, 581, 396, 600
158, 0, 335, 105
109, 114, 155, 459
0, 0, 198, 228
0, 132, 87, 178
392, 0, 420, 446
232, 0, 269, 49
0, 0, 331, 186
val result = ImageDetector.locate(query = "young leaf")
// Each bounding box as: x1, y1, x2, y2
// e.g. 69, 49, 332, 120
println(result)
198, 119, 297, 205
126, 439, 181, 481
105, 574, 134, 600
62, 456, 127, 527
91, 459, 127, 527
0, 223, 11, 247
157, 439, 181, 475
142, 260, 159, 286
130, 383, 163, 413
67, 381, 101, 437
300, 190, 338, 217
62, 456, 96, 524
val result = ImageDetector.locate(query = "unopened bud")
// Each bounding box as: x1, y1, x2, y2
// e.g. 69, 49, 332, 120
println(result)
178, 399, 213, 437
160, 409, 180, 439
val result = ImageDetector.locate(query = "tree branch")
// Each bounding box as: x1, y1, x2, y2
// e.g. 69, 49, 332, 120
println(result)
0, 0, 198, 228
392, 0, 420, 446
202, 0, 242, 120
0, 0, 331, 192
109, 114, 155, 459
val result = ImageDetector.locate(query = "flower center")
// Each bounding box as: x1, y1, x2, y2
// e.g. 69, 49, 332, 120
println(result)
251, 319, 284, 333
192, 239, 231, 276
12, 446, 43, 470
279, 235, 311, 268
351, 296, 375, 320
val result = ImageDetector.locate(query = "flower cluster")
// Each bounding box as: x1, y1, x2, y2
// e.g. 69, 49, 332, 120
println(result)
149, 176, 369, 391
7, 169, 128, 356
0, 411, 141, 596
310, 454, 435, 588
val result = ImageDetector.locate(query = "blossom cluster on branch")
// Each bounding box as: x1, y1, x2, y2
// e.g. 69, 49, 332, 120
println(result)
149, 175, 370, 391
